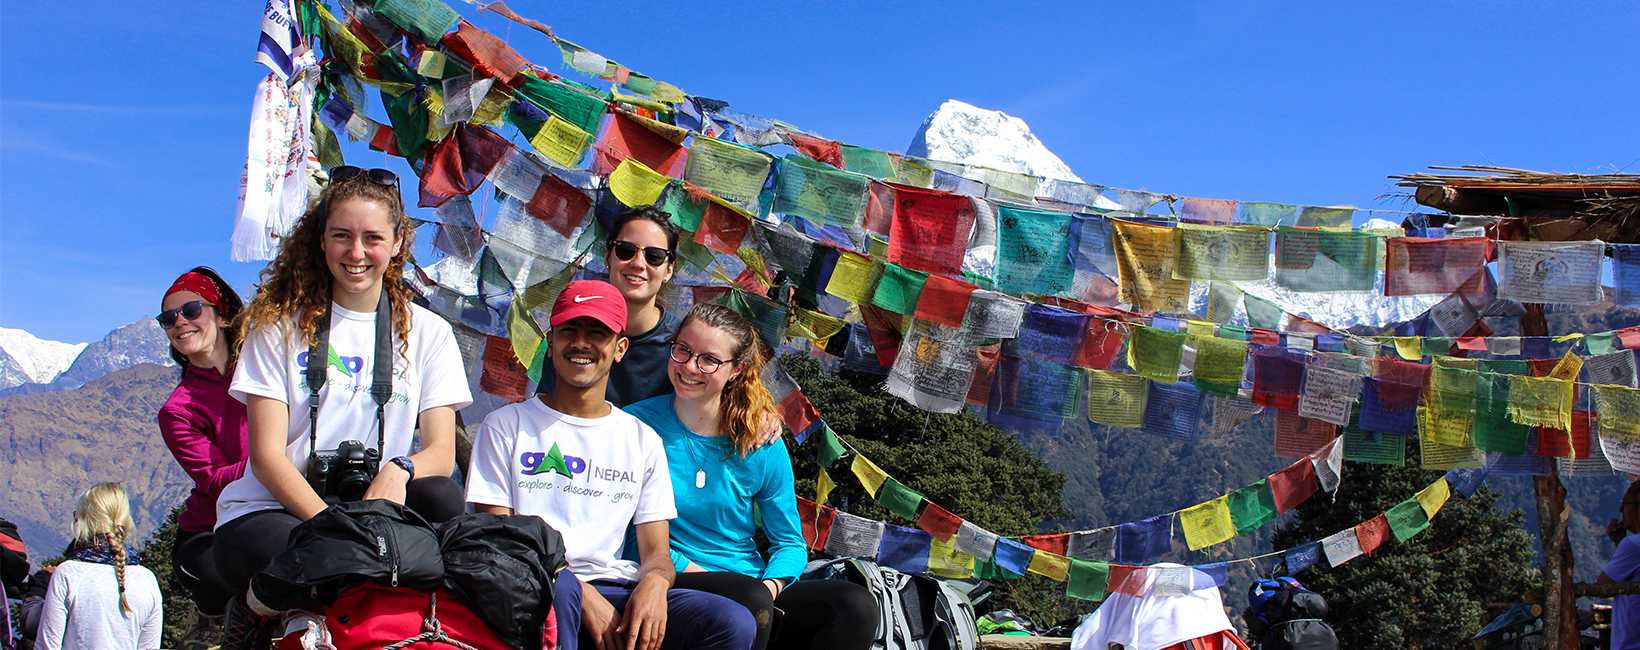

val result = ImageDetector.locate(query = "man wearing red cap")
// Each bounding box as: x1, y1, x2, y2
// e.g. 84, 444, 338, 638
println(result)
466, 280, 755, 650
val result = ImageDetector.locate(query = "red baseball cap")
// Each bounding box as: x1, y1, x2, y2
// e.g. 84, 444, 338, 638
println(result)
550, 279, 627, 334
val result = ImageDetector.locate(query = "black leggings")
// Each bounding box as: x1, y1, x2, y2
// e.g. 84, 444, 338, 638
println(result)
173, 530, 236, 615
213, 476, 465, 593
673, 573, 877, 650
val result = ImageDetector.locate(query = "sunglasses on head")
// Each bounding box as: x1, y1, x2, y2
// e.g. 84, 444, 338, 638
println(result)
609, 240, 674, 267
157, 301, 208, 329
330, 165, 399, 188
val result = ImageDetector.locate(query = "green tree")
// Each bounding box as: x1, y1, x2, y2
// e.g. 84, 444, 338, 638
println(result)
780, 354, 1084, 625
1271, 447, 1536, 649
138, 505, 205, 649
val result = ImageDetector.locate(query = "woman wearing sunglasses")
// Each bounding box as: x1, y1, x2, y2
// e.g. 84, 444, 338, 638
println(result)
213, 166, 473, 649
623, 304, 875, 650
154, 267, 246, 649
539, 205, 682, 407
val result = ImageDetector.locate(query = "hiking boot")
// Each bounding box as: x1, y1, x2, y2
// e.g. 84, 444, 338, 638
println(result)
177, 606, 224, 650
220, 593, 273, 650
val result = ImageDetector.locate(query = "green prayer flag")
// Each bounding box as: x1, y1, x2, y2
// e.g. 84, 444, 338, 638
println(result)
513, 76, 607, 137
375, 0, 460, 45
1386, 498, 1431, 542
1066, 559, 1111, 601
1219, 326, 1249, 342
1227, 479, 1278, 534
973, 554, 1022, 581
383, 89, 431, 160
1423, 338, 1452, 357
1343, 428, 1406, 466
663, 184, 708, 232
1128, 326, 1186, 384
1589, 332, 1617, 356
880, 478, 925, 520
1244, 294, 1282, 330
1191, 334, 1248, 398
870, 263, 928, 315
840, 145, 896, 180
816, 426, 847, 469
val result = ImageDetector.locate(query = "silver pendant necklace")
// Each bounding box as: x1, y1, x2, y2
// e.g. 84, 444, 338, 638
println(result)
686, 437, 707, 489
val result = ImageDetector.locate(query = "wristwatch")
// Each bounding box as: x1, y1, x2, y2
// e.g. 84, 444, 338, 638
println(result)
389, 456, 415, 482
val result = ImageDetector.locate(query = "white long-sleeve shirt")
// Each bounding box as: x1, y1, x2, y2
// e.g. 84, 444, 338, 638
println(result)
36, 560, 162, 650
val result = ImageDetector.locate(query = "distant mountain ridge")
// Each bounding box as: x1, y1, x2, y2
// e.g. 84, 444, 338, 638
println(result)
0, 320, 172, 397
0, 328, 86, 389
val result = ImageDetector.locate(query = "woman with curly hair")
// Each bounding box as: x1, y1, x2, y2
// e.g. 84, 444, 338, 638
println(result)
36, 483, 163, 650
213, 167, 472, 649
623, 304, 876, 650
154, 266, 246, 648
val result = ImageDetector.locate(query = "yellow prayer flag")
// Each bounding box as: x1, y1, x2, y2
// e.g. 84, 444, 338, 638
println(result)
1550, 351, 1584, 382
1179, 496, 1236, 551
788, 307, 847, 342
507, 293, 544, 369
417, 50, 449, 76
1185, 321, 1218, 338
1415, 478, 1452, 519
609, 157, 671, 207
851, 455, 889, 497
1026, 550, 1070, 582
826, 252, 877, 305
928, 538, 975, 579
471, 85, 513, 126
1394, 337, 1423, 361
1553, 333, 1586, 343
817, 468, 836, 505
531, 115, 592, 168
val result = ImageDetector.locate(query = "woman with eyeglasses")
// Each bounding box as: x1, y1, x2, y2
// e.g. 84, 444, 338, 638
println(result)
213, 166, 473, 650
623, 304, 876, 650
154, 267, 246, 649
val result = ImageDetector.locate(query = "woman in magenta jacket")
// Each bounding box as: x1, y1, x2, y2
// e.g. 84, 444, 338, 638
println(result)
155, 267, 246, 644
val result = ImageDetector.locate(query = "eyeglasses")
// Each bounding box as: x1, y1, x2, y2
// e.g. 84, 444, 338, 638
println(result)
330, 165, 399, 188
669, 341, 729, 375
157, 301, 208, 329
609, 240, 673, 267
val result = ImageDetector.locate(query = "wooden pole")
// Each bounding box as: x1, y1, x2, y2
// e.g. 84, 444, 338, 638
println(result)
1522, 303, 1579, 649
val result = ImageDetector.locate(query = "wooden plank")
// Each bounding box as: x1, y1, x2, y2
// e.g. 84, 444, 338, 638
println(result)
979, 634, 1072, 650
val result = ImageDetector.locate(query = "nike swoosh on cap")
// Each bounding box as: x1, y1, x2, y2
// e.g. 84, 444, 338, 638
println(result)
572, 294, 602, 303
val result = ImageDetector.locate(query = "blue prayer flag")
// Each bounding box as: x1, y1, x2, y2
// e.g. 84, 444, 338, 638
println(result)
877, 524, 933, 574
1285, 541, 1323, 574
1444, 465, 1490, 498
1117, 515, 1172, 564
992, 537, 1035, 576
1193, 563, 1228, 588
1143, 381, 1203, 441
1615, 244, 1640, 307
1359, 379, 1417, 436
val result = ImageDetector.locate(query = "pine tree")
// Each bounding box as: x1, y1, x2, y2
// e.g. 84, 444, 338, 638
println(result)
1270, 446, 1536, 649
138, 506, 205, 649
780, 354, 1085, 625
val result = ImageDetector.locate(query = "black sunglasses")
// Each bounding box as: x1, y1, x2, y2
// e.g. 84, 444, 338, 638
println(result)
157, 301, 208, 329
609, 240, 674, 267
330, 165, 399, 188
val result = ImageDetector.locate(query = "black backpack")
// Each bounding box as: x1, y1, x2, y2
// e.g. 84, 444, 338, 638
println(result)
1245, 577, 1338, 650
438, 512, 567, 650
251, 500, 445, 611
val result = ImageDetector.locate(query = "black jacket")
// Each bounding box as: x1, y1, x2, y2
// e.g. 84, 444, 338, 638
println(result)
439, 513, 567, 650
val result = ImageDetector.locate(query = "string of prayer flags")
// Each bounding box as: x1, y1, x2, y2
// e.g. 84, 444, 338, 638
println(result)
1384, 237, 1490, 296
995, 204, 1075, 296
1497, 240, 1604, 305
1172, 224, 1271, 281
1129, 326, 1186, 384
1112, 219, 1190, 312
877, 525, 932, 574
1179, 496, 1236, 551
1117, 515, 1172, 564
1274, 228, 1378, 292
825, 510, 885, 559
1086, 370, 1148, 427
1027, 551, 1071, 581
1142, 381, 1204, 441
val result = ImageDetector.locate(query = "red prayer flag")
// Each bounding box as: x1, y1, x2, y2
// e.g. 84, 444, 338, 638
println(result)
1537, 410, 1592, 459
692, 286, 731, 305
695, 202, 749, 255
1274, 410, 1337, 458
1355, 515, 1390, 555
420, 125, 511, 208
1384, 237, 1491, 296
369, 124, 402, 156
915, 502, 963, 543
480, 336, 530, 402
784, 133, 846, 169
527, 172, 595, 238
913, 275, 976, 328
1250, 329, 1281, 346
796, 497, 835, 551
863, 182, 895, 238
860, 306, 904, 367
1074, 318, 1125, 370
776, 390, 822, 439
590, 111, 688, 178
1288, 315, 1330, 334
1107, 565, 1147, 596
1022, 534, 1069, 556
966, 346, 1000, 406
886, 184, 976, 276
1456, 337, 1488, 351
1269, 457, 1320, 513
1617, 327, 1640, 351
441, 21, 529, 83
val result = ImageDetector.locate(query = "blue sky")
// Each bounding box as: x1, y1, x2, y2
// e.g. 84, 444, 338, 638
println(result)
2, 1, 1636, 344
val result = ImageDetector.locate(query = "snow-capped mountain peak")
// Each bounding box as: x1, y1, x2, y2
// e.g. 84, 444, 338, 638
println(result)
908, 100, 1082, 183
0, 327, 87, 387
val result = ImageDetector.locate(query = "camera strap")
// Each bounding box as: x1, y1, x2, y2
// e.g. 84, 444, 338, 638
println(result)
306, 291, 394, 456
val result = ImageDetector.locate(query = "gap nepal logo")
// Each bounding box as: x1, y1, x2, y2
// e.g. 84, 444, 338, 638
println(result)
296, 349, 364, 376
519, 443, 637, 483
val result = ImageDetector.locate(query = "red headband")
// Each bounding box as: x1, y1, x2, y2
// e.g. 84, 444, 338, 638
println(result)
165, 272, 223, 309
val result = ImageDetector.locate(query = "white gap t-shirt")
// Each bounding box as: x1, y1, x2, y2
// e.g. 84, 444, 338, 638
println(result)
218, 302, 473, 527
466, 398, 676, 583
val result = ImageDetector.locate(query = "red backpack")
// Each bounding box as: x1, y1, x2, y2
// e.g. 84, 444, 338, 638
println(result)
277, 582, 557, 650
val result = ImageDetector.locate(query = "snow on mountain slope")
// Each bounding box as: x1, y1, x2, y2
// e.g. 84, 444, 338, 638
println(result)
0, 327, 87, 388
1187, 266, 1444, 331
908, 100, 1084, 183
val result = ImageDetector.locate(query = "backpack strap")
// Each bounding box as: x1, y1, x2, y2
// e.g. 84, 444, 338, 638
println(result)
306, 293, 394, 455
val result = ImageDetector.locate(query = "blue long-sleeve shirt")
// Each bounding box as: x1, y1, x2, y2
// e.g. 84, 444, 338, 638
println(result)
623, 395, 807, 583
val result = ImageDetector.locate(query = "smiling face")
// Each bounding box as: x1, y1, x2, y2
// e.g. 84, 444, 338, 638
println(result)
548, 316, 629, 390
605, 219, 674, 309
669, 319, 744, 402
161, 291, 226, 365
323, 197, 403, 311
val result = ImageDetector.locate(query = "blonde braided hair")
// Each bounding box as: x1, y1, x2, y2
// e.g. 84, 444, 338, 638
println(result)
72, 483, 137, 614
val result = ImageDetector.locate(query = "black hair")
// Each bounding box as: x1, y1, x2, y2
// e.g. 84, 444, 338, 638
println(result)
166, 266, 245, 375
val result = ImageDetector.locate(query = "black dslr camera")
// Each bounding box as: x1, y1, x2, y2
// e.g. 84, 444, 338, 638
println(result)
308, 440, 381, 502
